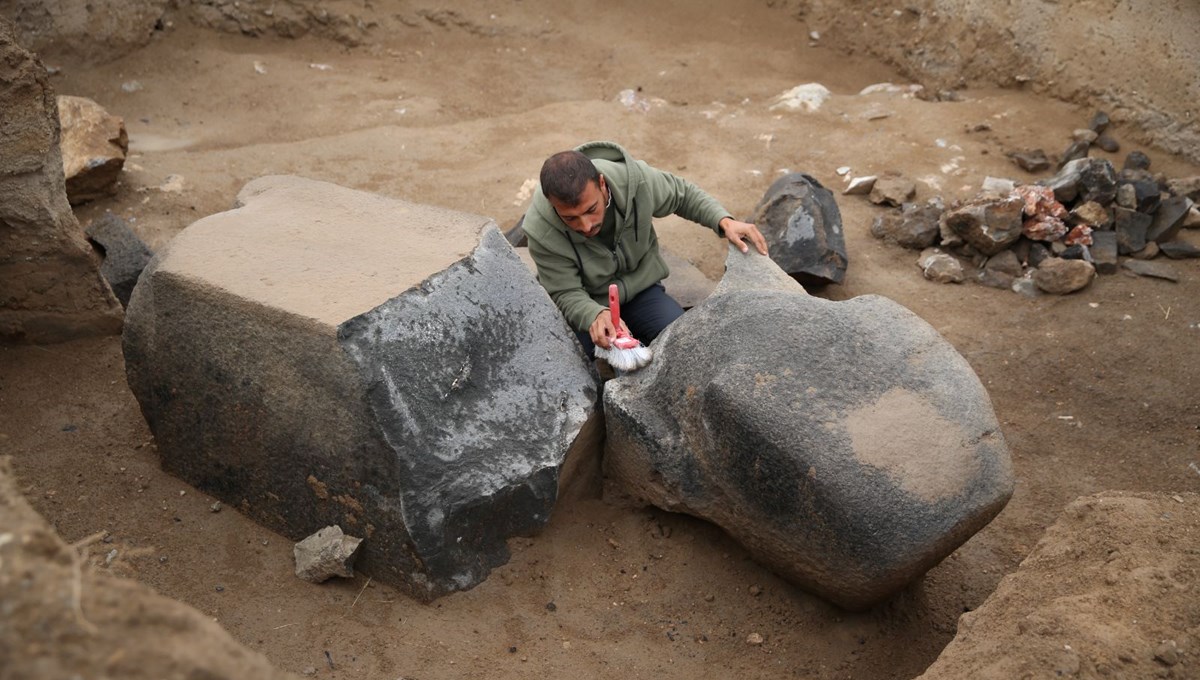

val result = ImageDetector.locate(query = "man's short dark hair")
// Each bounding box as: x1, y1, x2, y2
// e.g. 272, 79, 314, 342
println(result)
540, 150, 599, 205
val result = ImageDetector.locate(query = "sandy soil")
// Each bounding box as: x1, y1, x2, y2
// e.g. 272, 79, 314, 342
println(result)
4, 2, 1200, 678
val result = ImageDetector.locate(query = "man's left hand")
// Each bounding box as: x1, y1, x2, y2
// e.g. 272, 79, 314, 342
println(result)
720, 217, 769, 255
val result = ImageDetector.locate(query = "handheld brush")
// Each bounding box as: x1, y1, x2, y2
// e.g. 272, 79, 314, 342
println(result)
593, 284, 653, 372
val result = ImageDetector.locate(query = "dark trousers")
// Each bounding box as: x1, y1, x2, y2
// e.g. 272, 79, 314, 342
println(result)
577, 283, 684, 359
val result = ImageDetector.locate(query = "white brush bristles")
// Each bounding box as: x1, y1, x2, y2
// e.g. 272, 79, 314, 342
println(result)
595, 343, 654, 372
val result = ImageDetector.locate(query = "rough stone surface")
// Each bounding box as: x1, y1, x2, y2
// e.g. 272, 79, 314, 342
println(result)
1057, 140, 1090, 168
870, 199, 942, 250
1166, 176, 1200, 202
603, 248, 1013, 610
1090, 230, 1118, 274
1008, 149, 1050, 173
1131, 241, 1159, 260
749, 172, 847, 285
1112, 207, 1151, 255
917, 493, 1200, 680
1158, 240, 1200, 259
84, 213, 152, 307
1094, 133, 1119, 153
920, 252, 965, 284
58, 95, 127, 205
984, 250, 1023, 279
0, 457, 297, 680
868, 175, 916, 207
1069, 201, 1110, 229
0, 20, 124, 343
1123, 150, 1152, 171
1076, 159, 1118, 205
294, 525, 363, 583
1147, 196, 1195, 244
123, 175, 601, 601
942, 194, 1024, 255
1122, 259, 1178, 281
1033, 258, 1094, 294
1039, 158, 1088, 204
2, 0, 169, 62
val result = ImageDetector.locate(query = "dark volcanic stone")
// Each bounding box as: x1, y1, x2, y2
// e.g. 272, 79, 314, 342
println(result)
603, 249, 1014, 611
1009, 149, 1051, 173
1122, 259, 1178, 281
1123, 150, 1151, 171
1078, 159, 1118, 205
870, 199, 943, 250
1158, 240, 1200, 259
1113, 207, 1151, 255
85, 213, 153, 307
1027, 242, 1052, 268
1060, 245, 1087, 261
1058, 140, 1091, 169
1090, 231, 1118, 274
1147, 196, 1194, 244
1095, 134, 1120, 153
1125, 179, 1163, 214
1089, 110, 1110, 134
750, 173, 848, 285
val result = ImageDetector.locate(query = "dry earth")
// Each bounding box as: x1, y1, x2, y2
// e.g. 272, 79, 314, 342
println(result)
3, 1, 1200, 678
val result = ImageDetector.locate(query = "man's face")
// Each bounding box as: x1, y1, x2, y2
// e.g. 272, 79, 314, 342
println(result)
550, 176, 608, 238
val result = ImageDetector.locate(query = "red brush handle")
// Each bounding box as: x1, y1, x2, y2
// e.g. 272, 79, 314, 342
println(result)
608, 284, 621, 327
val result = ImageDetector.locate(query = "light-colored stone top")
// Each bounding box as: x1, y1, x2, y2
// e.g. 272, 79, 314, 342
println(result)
158, 175, 491, 327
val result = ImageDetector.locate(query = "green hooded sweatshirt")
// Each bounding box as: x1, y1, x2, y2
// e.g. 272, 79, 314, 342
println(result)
524, 141, 732, 332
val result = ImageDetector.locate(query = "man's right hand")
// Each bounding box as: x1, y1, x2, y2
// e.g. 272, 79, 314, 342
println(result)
589, 310, 627, 349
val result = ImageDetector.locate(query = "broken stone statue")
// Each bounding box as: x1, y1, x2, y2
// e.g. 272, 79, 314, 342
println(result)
603, 247, 1014, 610
124, 176, 601, 601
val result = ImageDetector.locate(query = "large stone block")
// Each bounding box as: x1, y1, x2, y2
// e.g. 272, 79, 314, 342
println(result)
603, 248, 1013, 610
124, 176, 600, 601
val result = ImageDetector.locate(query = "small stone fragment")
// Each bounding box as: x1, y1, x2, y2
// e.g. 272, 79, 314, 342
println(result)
1122, 259, 1178, 281
943, 194, 1025, 254
746, 633, 765, 646
985, 250, 1023, 278
1024, 216, 1068, 242
1072, 129, 1099, 144
1064, 224, 1093, 247
1091, 231, 1118, 274
1011, 273, 1040, 298
210, 501, 222, 513
1183, 206, 1200, 229
1009, 149, 1051, 173
294, 525, 363, 583
981, 177, 1015, 195
843, 175, 877, 195
976, 267, 1014, 290
1034, 258, 1095, 294
1058, 140, 1090, 168
1116, 183, 1137, 209
1165, 176, 1200, 202
869, 175, 916, 207
1113, 207, 1151, 254
1158, 240, 1200, 259
919, 252, 965, 284
1123, 150, 1151, 171
748, 585, 763, 597
870, 199, 943, 249
1027, 242, 1052, 268
1095, 134, 1119, 153
1089, 111, 1110, 134
1070, 201, 1111, 229
1147, 196, 1195, 243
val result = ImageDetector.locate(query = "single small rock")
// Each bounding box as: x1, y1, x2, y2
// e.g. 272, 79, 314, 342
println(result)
58, 95, 128, 205
210, 501, 222, 513
869, 175, 916, 207
746, 633, 765, 646
1147, 196, 1195, 243
1064, 224, 1093, 247
1122, 259, 1178, 281
748, 585, 763, 597
294, 525, 363, 583
1078, 159, 1119, 205
836, 166, 851, 176
1095, 134, 1119, 153
1058, 140, 1090, 169
1154, 640, 1179, 666
1158, 240, 1200, 259
1091, 231, 1118, 274
1072, 129, 1099, 144
84, 214, 153, 308
976, 267, 1015, 290
984, 250, 1023, 278
870, 199, 943, 249
981, 177, 1016, 195
1034, 258, 1094, 294
920, 252, 965, 284
1116, 183, 1137, 209
1009, 149, 1051, 173
943, 194, 1024, 255
1070, 201, 1111, 229
1123, 150, 1151, 171
1024, 215, 1068, 242
1027, 242, 1052, 268
1051, 240, 1068, 255
1089, 111, 1110, 134
1132, 242, 1160, 260
1113, 207, 1151, 254
1125, 179, 1162, 214
844, 176, 877, 195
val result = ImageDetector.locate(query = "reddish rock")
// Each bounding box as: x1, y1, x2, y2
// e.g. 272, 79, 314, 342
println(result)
1063, 224, 1093, 246
1023, 215, 1068, 242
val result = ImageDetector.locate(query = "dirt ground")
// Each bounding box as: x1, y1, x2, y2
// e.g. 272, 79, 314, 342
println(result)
3, 2, 1200, 678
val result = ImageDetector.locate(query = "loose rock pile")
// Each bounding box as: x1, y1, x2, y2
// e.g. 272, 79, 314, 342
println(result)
864, 112, 1200, 295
